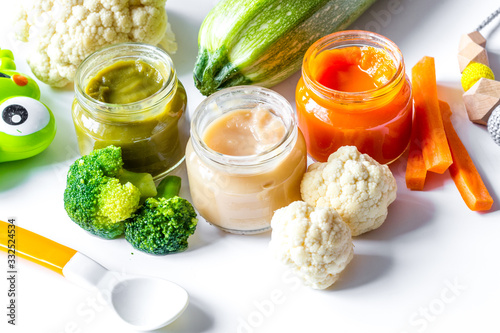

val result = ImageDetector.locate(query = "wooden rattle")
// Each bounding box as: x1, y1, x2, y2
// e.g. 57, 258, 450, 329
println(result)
459, 8, 500, 126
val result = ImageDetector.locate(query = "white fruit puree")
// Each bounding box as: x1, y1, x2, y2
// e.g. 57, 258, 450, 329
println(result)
186, 105, 307, 233
203, 106, 286, 156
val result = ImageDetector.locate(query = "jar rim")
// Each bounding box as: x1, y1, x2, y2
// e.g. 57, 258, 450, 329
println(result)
302, 30, 405, 102
191, 86, 298, 169
74, 42, 177, 116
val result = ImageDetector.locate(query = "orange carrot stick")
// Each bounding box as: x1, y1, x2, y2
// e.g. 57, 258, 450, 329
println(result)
405, 110, 427, 190
439, 100, 493, 211
411, 57, 453, 174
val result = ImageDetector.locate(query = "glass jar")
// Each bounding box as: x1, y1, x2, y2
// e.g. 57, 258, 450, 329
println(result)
186, 86, 307, 234
296, 31, 413, 164
72, 43, 188, 180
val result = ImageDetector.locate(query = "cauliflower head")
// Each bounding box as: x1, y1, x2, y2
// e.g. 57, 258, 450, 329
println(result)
15, 0, 177, 87
301, 146, 397, 236
270, 201, 354, 290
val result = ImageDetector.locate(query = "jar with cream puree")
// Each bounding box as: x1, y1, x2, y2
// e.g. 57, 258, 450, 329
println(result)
296, 31, 413, 164
186, 86, 307, 234
72, 43, 188, 180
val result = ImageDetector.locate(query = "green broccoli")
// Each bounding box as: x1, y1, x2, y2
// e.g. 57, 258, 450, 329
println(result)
63, 146, 157, 239
125, 176, 198, 255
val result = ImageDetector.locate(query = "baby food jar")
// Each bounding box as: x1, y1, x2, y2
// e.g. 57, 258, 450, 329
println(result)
186, 86, 307, 234
72, 43, 188, 180
296, 31, 412, 164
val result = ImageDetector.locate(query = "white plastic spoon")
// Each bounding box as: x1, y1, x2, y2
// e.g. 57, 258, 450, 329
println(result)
0, 220, 189, 330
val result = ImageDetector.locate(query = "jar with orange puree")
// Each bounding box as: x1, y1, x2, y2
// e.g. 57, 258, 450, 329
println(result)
296, 31, 412, 164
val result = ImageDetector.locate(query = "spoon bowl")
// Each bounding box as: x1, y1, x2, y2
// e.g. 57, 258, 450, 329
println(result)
110, 276, 189, 330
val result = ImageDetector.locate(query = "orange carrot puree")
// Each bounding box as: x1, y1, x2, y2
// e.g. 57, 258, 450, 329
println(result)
296, 45, 412, 164
313, 46, 395, 92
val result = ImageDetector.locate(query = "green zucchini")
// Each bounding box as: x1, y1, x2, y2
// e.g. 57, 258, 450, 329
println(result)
194, 0, 376, 96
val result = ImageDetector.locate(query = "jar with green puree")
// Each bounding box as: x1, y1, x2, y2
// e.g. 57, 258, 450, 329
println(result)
72, 43, 188, 180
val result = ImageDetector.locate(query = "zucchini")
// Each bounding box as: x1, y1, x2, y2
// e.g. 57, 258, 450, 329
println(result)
194, 0, 376, 96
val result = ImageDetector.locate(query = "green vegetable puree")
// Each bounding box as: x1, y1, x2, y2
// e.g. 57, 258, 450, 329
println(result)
86, 60, 164, 104
73, 58, 187, 178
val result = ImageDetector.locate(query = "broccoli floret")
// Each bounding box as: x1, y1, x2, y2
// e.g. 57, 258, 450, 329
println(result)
63, 146, 157, 239
125, 176, 198, 254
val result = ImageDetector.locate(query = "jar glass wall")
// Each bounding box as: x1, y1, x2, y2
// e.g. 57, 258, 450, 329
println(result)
72, 43, 189, 180
296, 31, 412, 164
186, 86, 307, 234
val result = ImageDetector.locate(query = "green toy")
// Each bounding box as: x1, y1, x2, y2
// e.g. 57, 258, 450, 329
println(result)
0, 48, 56, 163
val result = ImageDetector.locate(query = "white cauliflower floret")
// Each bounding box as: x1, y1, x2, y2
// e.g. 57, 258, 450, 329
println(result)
270, 201, 354, 290
14, 0, 177, 87
301, 146, 397, 236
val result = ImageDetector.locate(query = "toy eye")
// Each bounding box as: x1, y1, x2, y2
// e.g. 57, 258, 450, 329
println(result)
0, 72, 10, 78
0, 96, 50, 136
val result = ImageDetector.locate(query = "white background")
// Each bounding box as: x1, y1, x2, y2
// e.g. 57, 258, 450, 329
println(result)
1, 0, 500, 332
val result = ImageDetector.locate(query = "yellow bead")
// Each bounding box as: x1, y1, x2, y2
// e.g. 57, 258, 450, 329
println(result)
461, 62, 495, 91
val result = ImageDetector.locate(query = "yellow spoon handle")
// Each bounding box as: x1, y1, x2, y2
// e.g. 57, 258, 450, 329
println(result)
0, 220, 77, 275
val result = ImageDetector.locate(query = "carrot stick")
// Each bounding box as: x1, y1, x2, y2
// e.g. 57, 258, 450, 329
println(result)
411, 56, 452, 174
405, 110, 427, 190
439, 100, 493, 211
